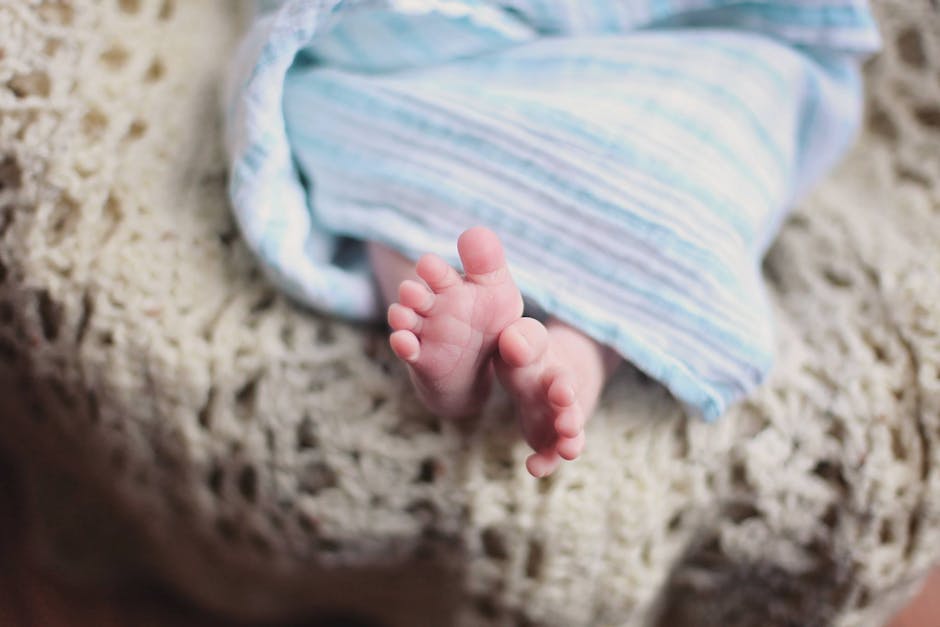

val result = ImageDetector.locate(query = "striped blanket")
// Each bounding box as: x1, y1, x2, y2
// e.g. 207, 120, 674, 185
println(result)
224, 0, 880, 420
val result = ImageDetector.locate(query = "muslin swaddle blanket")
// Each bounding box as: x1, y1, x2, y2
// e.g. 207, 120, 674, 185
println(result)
224, 0, 880, 420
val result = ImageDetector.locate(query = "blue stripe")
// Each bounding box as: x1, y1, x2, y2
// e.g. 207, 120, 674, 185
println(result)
452, 84, 777, 233
291, 129, 772, 364
290, 71, 743, 282
228, 0, 877, 420
454, 52, 790, 172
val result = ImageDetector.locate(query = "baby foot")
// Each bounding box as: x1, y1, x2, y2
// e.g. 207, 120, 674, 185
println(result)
387, 227, 523, 418
495, 318, 590, 478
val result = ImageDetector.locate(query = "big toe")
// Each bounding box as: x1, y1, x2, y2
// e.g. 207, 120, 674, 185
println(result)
457, 227, 509, 284
526, 450, 561, 478
498, 317, 548, 369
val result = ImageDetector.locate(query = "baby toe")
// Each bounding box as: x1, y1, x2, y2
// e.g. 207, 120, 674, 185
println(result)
556, 431, 585, 461
498, 317, 547, 369
389, 330, 420, 363
526, 450, 562, 478
416, 254, 461, 293
388, 303, 422, 333
545, 372, 577, 408
555, 407, 584, 439
398, 279, 435, 314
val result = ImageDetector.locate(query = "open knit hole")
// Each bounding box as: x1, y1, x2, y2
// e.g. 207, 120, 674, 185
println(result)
481, 527, 509, 560
118, 0, 141, 14
69, 291, 91, 344
280, 323, 295, 348
667, 512, 683, 532
814, 460, 849, 495
316, 321, 337, 345
100, 45, 130, 70
299, 461, 337, 494
159, 0, 176, 20
297, 513, 319, 536
218, 227, 238, 247
234, 375, 260, 417
49, 195, 80, 245
483, 444, 514, 481
867, 103, 899, 142
880, 520, 896, 545
727, 502, 760, 523
674, 421, 690, 457
250, 290, 277, 313
0, 155, 22, 191
826, 418, 846, 442
249, 532, 271, 555
314, 535, 340, 553
125, 119, 147, 141
266, 512, 284, 532
474, 596, 499, 620
268, 511, 285, 533
904, 514, 921, 559
37, 290, 62, 342
81, 108, 108, 141
296, 415, 319, 450
896, 165, 931, 187
406, 499, 438, 527
536, 474, 555, 495
867, 337, 889, 363
101, 192, 123, 240
38, 1, 75, 24
914, 106, 940, 129
197, 387, 215, 429
8, 71, 51, 98
415, 457, 439, 483
897, 27, 927, 69
823, 268, 853, 289
388, 410, 437, 437
514, 613, 536, 627
730, 461, 748, 488
238, 466, 258, 502
890, 426, 907, 460
207, 464, 224, 496
44, 39, 62, 56
265, 427, 276, 452
216, 517, 239, 544
0, 212, 11, 238
144, 58, 166, 82
525, 539, 544, 578
821, 505, 838, 530
13, 109, 37, 142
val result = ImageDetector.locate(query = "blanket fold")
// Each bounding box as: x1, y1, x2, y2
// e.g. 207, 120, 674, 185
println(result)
225, 0, 879, 419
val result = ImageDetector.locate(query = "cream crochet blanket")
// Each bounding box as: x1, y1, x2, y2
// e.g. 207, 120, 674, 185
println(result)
1, 1, 938, 625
